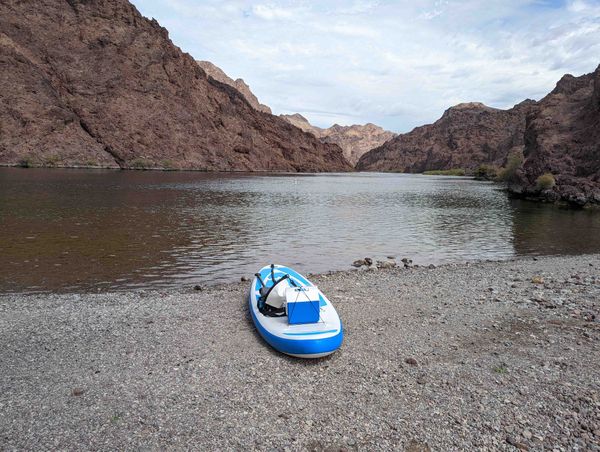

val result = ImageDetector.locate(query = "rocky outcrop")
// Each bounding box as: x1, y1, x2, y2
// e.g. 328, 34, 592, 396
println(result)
510, 66, 600, 206
356, 101, 536, 172
321, 123, 396, 166
196, 60, 272, 114
280, 114, 396, 165
280, 113, 321, 136
357, 66, 600, 206
0, 0, 351, 172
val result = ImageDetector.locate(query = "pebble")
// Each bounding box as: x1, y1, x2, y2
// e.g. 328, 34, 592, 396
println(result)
352, 257, 373, 267
1, 254, 598, 451
506, 436, 529, 450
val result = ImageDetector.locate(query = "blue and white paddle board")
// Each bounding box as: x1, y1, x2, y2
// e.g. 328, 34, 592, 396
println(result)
249, 265, 343, 358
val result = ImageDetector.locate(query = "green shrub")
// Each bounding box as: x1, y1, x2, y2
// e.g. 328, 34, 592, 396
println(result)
474, 164, 498, 180
536, 173, 556, 191
423, 168, 466, 176
497, 152, 523, 183
493, 364, 508, 374
130, 158, 151, 170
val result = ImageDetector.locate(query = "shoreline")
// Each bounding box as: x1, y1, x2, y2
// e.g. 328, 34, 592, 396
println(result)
3, 253, 598, 296
1, 254, 599, 450
4, 165, 597, 209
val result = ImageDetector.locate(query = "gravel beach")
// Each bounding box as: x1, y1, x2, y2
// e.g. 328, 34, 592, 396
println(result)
1, 255, 599, 451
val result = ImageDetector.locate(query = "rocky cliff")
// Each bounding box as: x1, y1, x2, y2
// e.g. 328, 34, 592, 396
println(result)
356, 101, 536, 172
196, 60, 272, 114
280, 113, 322, 135
280, 114, 396, 165
357, 66, 600, 206
0, 0, 351, 172
511, 66, 600, 206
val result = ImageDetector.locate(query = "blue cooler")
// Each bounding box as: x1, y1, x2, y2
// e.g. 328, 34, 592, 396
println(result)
285, 286, 321, 324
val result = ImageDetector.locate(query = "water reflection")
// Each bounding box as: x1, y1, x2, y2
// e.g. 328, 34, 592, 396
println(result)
510, 200, 600, 256
1, 169, 599, 293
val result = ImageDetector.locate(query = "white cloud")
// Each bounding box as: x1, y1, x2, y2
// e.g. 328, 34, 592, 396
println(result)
134, 0, 600, 132
252, 4, 295, 20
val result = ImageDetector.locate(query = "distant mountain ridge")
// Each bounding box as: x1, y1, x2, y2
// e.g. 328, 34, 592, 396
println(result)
279, 114, 396, 165
0, 0, 351, 172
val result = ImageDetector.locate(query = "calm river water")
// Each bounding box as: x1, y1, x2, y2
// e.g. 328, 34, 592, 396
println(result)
1, 168, 599, 293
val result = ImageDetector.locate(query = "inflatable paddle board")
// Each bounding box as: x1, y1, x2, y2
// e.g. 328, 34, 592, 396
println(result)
249, 264, 343, 358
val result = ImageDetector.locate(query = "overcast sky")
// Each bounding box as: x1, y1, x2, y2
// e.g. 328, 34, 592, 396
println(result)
132, 0, 600, 133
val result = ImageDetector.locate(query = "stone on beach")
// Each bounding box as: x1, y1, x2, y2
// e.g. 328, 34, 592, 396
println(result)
1, 254, 599, 450
352, 257, 373, 267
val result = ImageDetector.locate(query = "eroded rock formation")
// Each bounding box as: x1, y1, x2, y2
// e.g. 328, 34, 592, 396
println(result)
196, 60, 272, 114
356, 101, 536, 172
280, 114, 396, 165
0, 0, 351, 172
511, 66, 600, 206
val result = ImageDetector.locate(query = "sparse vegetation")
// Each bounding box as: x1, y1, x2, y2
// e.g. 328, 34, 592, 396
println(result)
536, 173, 556, 191
17, 158, 32, 168
496, 151, 523, 183
493, 364, 508, 374
130, 158, 152, 170
44, 155, 60, 167
84, 160, 98, 167
474, 164, 498, 181
423, 168, 466, 176
161, 159, 175, 170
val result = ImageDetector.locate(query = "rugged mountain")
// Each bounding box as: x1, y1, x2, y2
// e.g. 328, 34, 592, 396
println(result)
280, 114, 396, 165
321, 123, 397, 166
356, 101, 536, 172
511, 66, 600, 206
196, 60, 272, 114
0, 0, 351, 172
280, 113, 322, 135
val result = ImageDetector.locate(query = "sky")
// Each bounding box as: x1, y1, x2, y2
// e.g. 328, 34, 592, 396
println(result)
132, 0, 600, 133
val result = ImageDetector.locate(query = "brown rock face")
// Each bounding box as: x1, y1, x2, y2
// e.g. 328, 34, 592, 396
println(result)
280, 114, 396, 165
321, 123, 396, 166
196, 60, 272, 114
280, 113, 322, 135
0, 0, 351, 172
356, 101, 536, 172
512, 65, 600, 206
